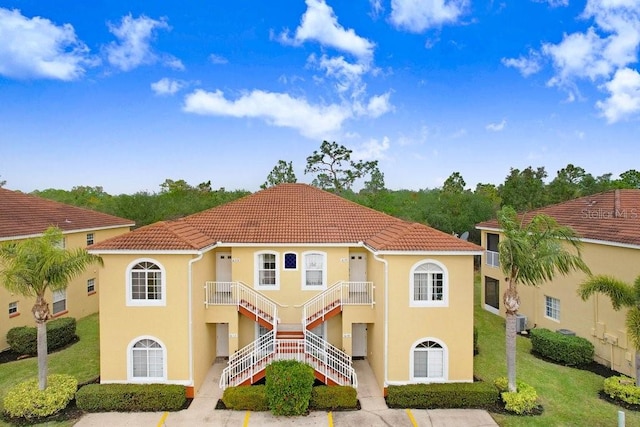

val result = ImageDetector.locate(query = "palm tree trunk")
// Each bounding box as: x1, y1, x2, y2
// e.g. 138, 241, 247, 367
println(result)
32, 294, 51, 390
504, 284, 520, 392
635, 351, 640, 388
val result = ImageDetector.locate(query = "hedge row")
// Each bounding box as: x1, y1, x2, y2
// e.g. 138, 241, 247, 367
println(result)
222, 384, 358, 411
529, 328, 594, 366
75, 384, 186, 412
386, 382, 498, 409
6, 317, 77, 355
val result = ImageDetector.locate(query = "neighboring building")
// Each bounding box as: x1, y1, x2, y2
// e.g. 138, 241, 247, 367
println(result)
89, 183, 482, 397
0, 188, 134, 350
477, 189, 640, 378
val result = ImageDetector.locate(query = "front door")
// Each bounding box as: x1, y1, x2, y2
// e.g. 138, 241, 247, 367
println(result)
216, 252, 232, 282
216, 323, 229, 357
352, 323, 367, 358
349, 253, 367, 282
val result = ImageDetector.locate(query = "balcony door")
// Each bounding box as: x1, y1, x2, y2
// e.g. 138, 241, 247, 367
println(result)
216, 252, 232, 282
349, 253, 367, 281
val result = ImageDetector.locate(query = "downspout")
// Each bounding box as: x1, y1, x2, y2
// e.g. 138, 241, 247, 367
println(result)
188, 251, 204, 389
373, 252, 389, 389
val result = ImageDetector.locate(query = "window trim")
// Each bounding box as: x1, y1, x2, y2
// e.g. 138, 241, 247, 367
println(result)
410, 337, 448, 382
52, 289, 67, 315
127, 336, 167, 382
283, 252, 298, 271
545, 295, 560, 322
409, 259, 448, 307
301, 251, 327, 290
87, 278, 96, 295
126, 258, 167, 306
254, 251, 280, 290
8, 301, 18, 318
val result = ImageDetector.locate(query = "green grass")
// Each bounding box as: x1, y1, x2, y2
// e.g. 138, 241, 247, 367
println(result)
0, 313, 99, 426
474, 277, 640, 426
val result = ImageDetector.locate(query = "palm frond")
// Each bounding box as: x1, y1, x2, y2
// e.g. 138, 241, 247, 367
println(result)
625, 308, 640, 352
578, 275, 636, 310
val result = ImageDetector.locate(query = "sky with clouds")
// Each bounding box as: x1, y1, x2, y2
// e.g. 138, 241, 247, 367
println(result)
1, 0, 639, 194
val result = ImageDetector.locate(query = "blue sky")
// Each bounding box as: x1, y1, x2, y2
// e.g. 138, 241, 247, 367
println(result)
1, 0, 639, 195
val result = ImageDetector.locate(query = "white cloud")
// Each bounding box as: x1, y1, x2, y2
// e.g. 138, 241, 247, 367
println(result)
164, 57, 185, 70
389, 0, 469, 33
502, 50, 542, 77
182, 89, 352, 139
369, 0, 384, 19
278, 0, 375, 61
209, 54, 228, 64
596, 67, 640, 123
353, 136, 390, 160
365, 92, 394, 117
486, 119, 507, 131
532, 0, 569, 7
105, 14, 174, 71
0, 8, 97, 80
309, 53, 369, 93
151, 78, 185, 96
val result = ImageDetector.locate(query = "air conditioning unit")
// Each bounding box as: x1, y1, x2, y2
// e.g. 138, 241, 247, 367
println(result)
516, 314, 527, 333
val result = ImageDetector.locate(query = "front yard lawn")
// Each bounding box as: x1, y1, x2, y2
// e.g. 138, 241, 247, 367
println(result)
474, 278, 640, 426
0, 313, 99, 426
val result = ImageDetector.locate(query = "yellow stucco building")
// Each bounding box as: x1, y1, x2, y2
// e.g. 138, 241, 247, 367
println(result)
477, 189, 640, 378
0, 188, 133, 350
90, 184, 481, 397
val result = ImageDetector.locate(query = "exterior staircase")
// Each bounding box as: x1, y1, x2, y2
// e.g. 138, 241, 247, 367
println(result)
206, 281, 371, 389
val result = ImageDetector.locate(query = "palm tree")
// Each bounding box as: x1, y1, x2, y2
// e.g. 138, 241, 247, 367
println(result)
498, 206, 590, 391
0, 227, 102, 390
579, 275, 640, 386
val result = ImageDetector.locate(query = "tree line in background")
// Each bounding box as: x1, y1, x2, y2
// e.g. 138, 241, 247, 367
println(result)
3, 143, 638, 244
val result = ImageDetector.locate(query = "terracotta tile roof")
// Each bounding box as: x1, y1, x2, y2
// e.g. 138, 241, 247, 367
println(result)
0, 188, 134, 240
91, 183, 481, 253
476, 189, 640, 246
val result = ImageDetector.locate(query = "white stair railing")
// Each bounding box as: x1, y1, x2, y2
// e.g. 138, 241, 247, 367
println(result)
219, 330, 357, 389
205, 281, 278, 330
219, 330, 275, 389
305, 331, 357, 388
302, 281, 373, 328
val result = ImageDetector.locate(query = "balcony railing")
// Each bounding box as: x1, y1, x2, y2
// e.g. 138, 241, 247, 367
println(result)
205, 281, 278, 328
486, 250, 499, 267
302, 281, 374, 329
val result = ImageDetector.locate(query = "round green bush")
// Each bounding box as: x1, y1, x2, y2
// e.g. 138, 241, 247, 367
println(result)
494, 377, 538, 415
3, 374, 77, 419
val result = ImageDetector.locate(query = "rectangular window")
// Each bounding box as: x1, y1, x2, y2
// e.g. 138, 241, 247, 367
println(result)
484, 277, 499, 310
8, 302, 18, 316
87, 278, 96, 294
284, 252, 297, 270
414, 272, 444, 301
486, 233, 500, 267
545, 296, 560, 321
52, 290, 67, 315
304, 253, 324, 287
259, 254, 277, 285
86, 233, 94, 246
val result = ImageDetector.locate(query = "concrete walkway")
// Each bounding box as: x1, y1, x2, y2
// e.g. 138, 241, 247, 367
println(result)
74, 361, 498, 426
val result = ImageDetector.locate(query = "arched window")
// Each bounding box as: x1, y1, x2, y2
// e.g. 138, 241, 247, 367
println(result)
129, 337, 165, 380
410, 260, 448, 307
127, 259, 166, 306
412, 339, 446, 381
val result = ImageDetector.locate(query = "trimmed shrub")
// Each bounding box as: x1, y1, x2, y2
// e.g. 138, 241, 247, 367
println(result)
265, 360, 315, 416
3, 374, 77, 420
310, 386, 357, 410
222, 385, 268, 411
604, 376, 640, 405
494, 377, 538, 415
386, 382, 498, 409
529, 328, 594, 366
75, 383, 186, 412
6, 317, 77, 355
